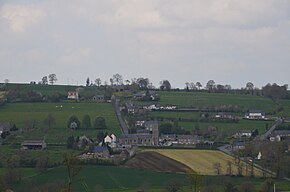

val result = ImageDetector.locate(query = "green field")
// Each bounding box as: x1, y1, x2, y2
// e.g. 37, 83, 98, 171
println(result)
149, 111, 203, 119
12, 165, 290, 192
14, 165, 187, 192
0, 102, 121, 143
179, 119, 272, 135
152, 92, 280, 114
153, 149, 263, 177
3, 83, 79, 96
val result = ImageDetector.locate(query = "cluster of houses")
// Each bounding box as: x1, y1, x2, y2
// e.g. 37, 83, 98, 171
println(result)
67, 90, 106, 102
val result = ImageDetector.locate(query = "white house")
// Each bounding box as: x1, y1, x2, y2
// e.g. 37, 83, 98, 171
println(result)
245, 110, 265, 119
111, 134, 117, 143
104, 135, 112, 143
67, 91, 79, 100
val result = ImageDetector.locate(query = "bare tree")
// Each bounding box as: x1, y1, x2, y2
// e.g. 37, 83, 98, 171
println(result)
95, 78, 102, 87
43, 113, 56, 130
63, 152, 82, 192
112, 74, 123, 85
226, 161, 232, 176
213, 162, 222, 175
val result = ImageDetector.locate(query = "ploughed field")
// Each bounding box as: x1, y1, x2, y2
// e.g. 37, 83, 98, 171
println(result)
124, 151, 191, 173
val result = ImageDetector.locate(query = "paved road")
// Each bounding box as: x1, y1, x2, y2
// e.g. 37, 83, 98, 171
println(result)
257, 119, 282, 141
114, 99, 129, 134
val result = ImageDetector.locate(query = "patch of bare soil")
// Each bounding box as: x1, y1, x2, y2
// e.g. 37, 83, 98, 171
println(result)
124, 151, 191, 173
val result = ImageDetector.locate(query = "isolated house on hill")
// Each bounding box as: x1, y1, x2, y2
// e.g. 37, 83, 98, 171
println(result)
245, 110, 265, 119
67, 91, 79, 100
215, 112, 234, 119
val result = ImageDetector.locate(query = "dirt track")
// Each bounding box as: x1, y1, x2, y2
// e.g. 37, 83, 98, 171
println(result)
124, 151, 191, 173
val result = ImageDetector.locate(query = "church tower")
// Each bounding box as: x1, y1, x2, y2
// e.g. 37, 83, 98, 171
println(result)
152, 120, 159, 146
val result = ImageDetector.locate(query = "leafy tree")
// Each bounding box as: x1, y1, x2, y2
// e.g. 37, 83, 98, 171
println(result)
160, 80, 171, 91
159, 123, 173, 134
246, 82, 254, 90
196, 82, 202, 90
67, 116, 80, 129
36, 157, 49, 173
240, 181, 256, 192
82, 115, 91, 129
262, 83, 288, 101
164, 179, 182, 192
223, 180, 238, 192
42, 76, 48, 85
137, 78, 149, 89
48, 74, 57, 85
187, 170, 202, 192
260, 179, 274, 192
97, 131, 105, 143
66, 135, 76, 149
43, 113, 56, 129
206, 80, 215, 92
94, 116, 107, 129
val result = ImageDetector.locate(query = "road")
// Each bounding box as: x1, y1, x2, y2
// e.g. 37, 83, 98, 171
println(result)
257, 119, 282, 141
114, 99, 129, 134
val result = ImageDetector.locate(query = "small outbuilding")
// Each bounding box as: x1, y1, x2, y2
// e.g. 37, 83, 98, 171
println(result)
22, 140, 47, 150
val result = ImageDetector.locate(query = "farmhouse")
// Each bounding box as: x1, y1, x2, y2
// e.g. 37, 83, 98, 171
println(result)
0, 122, 14, 134
269, 130, 290, 141
125, 102, 139, 114
233, 130, 252, 138
93, 95, 105, 102
67, 91, 79, 100
215, 112, 234, 119
22, 140, 46, 150
245, 110, 265, 120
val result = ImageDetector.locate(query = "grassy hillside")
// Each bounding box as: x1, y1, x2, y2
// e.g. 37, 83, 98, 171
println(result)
179, 119, 271, 134
154, 92, 279, 114
14, 165, 187, 192
12, 165, 290, 192
0, 102, 121, 143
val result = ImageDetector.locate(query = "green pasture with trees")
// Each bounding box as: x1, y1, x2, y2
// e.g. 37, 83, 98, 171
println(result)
0, 102, 120, 143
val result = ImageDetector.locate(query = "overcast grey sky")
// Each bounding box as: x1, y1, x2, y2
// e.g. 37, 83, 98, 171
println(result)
1, 0, 290, 88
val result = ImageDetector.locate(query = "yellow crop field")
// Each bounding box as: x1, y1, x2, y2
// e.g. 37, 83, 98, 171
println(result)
153, 149, 263, 176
